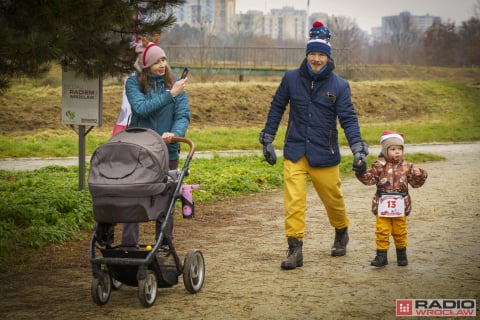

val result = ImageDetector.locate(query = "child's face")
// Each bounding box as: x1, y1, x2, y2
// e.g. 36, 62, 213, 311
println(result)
387, 145, 403, 161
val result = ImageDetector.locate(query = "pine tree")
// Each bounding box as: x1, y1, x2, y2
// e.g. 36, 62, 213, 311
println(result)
0, 0, 185, 93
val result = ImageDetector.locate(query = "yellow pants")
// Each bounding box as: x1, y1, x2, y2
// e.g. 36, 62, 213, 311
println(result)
375, 216, 407, 250
284, 156, 349, 240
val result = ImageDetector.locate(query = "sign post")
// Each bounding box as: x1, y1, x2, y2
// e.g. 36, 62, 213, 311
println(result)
61, 68, 102, 190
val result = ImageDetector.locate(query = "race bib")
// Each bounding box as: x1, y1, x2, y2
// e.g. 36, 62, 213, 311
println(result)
378, 194, 405, 217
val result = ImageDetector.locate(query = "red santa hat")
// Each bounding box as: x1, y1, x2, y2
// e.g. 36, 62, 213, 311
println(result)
380, 130, 404, 155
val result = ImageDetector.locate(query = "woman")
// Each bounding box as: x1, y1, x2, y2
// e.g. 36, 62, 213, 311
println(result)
122, 36, 190, 247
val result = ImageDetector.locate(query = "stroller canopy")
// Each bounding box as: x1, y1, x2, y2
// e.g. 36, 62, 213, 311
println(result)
88, 128, 171, 222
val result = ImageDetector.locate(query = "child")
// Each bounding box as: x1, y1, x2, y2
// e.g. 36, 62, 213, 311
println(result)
355, 131, 428, 267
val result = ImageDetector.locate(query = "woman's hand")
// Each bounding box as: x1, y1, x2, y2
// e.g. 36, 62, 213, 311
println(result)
170, 78, 187, 97
162, 132, 175, 144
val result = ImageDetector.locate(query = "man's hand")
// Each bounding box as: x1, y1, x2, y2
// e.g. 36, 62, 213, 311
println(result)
353, 158, 367, 176
259, 131, 276, 166
351, 141, 369, 175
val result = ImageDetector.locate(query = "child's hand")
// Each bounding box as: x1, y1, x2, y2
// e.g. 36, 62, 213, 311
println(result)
412, 167, 422, 176
353, 159, 366, 176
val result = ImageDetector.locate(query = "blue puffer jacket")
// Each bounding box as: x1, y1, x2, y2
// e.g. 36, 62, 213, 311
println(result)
263, 59, 362, 167
125, 74, 190, 161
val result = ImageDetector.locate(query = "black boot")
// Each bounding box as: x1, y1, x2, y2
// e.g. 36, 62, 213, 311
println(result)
396, 247, 408, 266
371, 250, 388, 268
331, 227, 349, 257
281, 237, 303, 270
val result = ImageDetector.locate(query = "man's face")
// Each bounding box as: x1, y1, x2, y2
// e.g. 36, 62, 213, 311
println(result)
307, 52, 328, 74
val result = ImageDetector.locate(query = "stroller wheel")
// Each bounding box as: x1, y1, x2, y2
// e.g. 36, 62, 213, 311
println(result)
91, 267, 112, 306
183, 249, 205, 294
138, 270, 158, 308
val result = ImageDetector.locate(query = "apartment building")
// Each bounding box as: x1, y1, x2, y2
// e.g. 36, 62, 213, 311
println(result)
176, 1, 309, 41
175, 0, 236, 34
264, 7, 307, 41
382, 11, 441, 35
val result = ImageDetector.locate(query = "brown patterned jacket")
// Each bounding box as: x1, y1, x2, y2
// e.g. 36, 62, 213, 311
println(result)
356, 156, 428, 215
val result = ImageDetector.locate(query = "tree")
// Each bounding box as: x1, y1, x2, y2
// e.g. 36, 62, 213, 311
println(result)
0, 0, 185, 93
325, 15, 367, 65
459, 18, 480, 66
423, 21, 462, 67
384, 13, 423, 64
475, 0, 480, 18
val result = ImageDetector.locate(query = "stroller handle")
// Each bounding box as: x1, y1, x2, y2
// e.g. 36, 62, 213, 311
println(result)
172, 136, 195, 157
124, 128, 195, 157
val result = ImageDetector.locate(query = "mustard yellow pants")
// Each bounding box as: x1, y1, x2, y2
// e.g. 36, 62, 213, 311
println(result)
284, 156, 349, 240
375, 216, 407, 250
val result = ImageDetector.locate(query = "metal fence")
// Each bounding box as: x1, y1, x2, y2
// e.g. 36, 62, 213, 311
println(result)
164, 46, 306, 70
163, 46, 362, 79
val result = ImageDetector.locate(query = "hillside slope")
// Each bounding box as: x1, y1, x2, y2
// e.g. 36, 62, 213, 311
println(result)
0, 66, 478, 135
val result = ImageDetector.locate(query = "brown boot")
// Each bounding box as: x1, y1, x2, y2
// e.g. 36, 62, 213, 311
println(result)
281, 237, 303, 270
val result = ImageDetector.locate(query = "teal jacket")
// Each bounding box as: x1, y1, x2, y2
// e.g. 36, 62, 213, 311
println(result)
125, 74, 190, 160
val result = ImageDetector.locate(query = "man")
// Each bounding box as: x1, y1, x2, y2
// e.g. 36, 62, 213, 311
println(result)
259, 21, 369, 270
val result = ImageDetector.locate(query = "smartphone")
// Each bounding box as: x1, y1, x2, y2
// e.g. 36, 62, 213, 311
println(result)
181, 67, 189, 79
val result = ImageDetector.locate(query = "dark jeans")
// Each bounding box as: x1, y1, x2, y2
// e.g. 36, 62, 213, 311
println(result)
121, 159, 178, 246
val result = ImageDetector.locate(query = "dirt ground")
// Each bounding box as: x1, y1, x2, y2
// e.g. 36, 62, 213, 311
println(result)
0, 142, 479, 320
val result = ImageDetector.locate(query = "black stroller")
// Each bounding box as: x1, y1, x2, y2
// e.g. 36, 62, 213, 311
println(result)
88, 127, 205, 308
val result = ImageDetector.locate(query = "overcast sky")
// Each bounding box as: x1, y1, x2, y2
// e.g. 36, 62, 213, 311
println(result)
235, 0, 477, 33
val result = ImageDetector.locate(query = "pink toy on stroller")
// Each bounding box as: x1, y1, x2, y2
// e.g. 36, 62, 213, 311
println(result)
88, 127, 204, 308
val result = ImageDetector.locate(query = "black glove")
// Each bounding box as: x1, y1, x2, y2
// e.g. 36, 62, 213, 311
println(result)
351, 141, 369, 175
259, 131, 276, 165
353, 158, 367, 176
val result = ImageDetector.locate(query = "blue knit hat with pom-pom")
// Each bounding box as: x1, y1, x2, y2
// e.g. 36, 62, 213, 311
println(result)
306, 21, 331, 57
